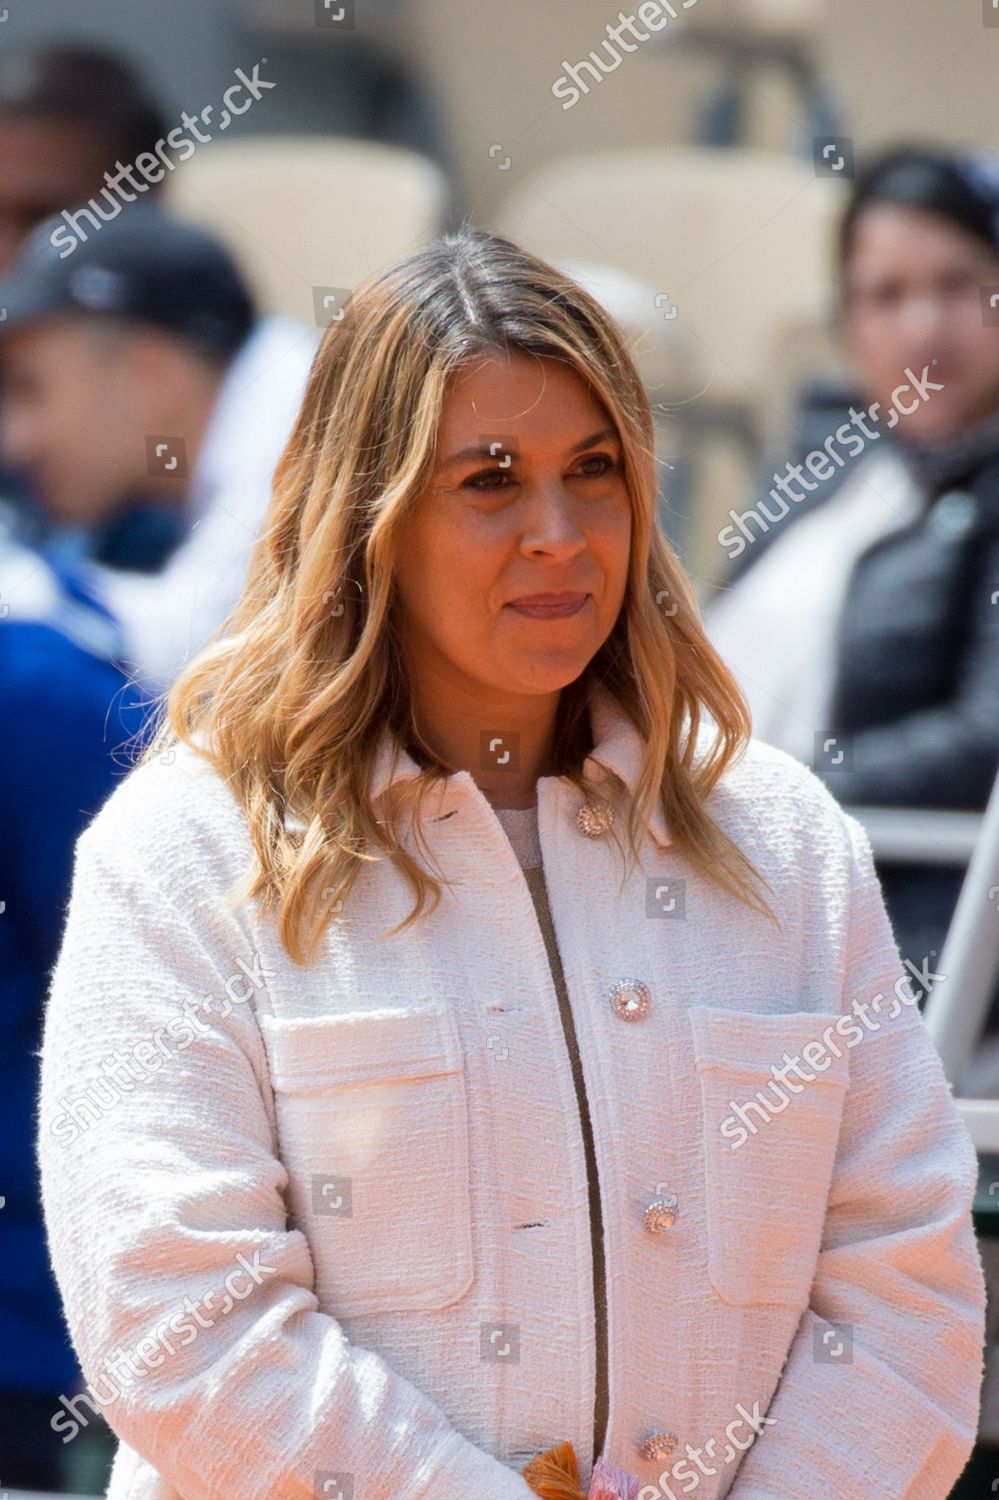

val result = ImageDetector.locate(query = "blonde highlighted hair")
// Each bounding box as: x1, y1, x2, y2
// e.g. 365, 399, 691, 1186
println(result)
134, 224, 776, 964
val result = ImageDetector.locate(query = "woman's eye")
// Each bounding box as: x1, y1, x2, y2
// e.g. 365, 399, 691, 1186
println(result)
462, 453, 619, 492
574, 452, 618, 478
464, 468, 514, 491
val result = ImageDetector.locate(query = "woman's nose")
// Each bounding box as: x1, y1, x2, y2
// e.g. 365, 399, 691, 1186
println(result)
518, 482, 587, 553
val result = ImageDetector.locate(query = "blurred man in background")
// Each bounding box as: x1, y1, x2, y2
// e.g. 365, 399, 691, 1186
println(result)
0, 202, 317, 692
0, 42, 172, 559
0, 45, 181, 1490
0, 109, 314, 1495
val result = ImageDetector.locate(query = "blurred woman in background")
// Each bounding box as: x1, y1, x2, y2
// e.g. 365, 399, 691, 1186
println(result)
706, 143, 999, 1068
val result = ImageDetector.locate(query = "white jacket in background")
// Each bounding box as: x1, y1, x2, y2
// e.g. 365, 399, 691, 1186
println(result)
37, 684, 987, 1498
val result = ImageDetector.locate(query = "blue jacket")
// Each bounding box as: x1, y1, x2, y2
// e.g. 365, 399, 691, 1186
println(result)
0, 514, 152, 1393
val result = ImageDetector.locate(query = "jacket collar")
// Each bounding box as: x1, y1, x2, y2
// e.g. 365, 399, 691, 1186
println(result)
367, 681, 673, 849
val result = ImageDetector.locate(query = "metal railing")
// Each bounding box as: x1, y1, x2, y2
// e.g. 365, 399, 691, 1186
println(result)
4, 1492, 91, 1499
848, 764, 999, 1150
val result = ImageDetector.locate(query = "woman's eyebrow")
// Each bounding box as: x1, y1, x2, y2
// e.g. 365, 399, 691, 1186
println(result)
441, 426, 620, 467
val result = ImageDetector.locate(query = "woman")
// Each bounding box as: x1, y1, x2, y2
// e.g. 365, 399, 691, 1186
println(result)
38, 227, 985, 1499
705, 144, 999, 1010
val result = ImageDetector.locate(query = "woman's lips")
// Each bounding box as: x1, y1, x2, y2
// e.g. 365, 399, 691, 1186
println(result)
504, 592, 589, 618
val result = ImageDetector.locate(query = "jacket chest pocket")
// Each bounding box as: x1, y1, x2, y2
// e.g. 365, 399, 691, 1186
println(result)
260, 1003, 474, 1318
690, 1005, 851, 1310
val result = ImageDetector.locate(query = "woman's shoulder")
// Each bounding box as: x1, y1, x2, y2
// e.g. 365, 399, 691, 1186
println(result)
80, 737, 254, 892
697, 723, 866, 889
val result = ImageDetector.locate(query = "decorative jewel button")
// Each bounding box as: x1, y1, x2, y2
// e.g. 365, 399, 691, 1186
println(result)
643, 1194, 678, 1234
639, 1430, 678, 1461
609, 978, 652, 1021
576, 798, 614, 838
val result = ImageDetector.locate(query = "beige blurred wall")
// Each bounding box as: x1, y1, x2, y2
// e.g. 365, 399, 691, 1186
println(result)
408, 0, 996, 220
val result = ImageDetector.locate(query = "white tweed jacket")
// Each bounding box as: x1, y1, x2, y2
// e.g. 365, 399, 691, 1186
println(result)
37, 684, 986, 1499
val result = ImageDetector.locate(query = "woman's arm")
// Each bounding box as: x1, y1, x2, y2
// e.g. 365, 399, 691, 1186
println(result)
726, 813, 987, 1498
37, 813, 532, 1499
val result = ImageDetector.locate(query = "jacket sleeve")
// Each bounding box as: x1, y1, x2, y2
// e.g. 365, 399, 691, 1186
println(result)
37, 816, 533, 1500
726, 811, 987, 1498
814, 531, 999, 809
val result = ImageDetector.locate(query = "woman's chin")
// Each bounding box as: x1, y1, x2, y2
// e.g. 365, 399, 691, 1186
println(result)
493, 652, 596, 696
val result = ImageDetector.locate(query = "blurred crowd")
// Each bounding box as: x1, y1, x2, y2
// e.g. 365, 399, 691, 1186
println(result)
0, 31, 997, 1498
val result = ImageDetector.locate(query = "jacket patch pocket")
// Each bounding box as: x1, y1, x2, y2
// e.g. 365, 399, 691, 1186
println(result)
690, 1005, 851, 1310
260, 1003, 474, 1317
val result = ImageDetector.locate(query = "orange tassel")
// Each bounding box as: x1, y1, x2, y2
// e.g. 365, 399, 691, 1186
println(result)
522, 1439, 587, 1499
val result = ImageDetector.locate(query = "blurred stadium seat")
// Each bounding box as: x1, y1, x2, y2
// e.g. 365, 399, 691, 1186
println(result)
166, 135, 448, 325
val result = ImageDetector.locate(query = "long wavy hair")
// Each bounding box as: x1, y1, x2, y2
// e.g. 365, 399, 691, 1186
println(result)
134, 224, 777, 964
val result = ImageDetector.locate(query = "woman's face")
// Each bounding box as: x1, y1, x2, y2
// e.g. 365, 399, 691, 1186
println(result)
840, 204, 999, 442
392, 350, 632, 709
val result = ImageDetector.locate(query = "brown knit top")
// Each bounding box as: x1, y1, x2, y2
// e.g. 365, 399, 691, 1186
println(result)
493, 803, 609, 1469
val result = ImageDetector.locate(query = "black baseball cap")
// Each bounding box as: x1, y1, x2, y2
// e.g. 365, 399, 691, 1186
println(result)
0, 202, 256, 357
